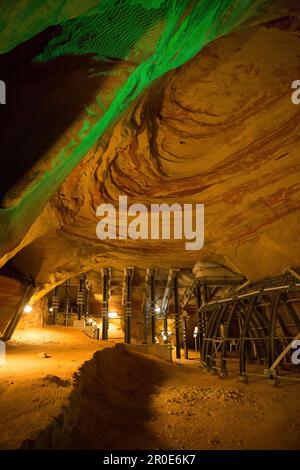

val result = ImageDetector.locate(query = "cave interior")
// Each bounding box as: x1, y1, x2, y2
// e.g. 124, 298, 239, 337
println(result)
0, 0, 300, 452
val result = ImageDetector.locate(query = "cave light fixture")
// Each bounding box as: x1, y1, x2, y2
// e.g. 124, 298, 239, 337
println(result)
161, 330, 172, 339
155, 306, 161, 314
108, 311, 118, 319
23, 305, 33, 314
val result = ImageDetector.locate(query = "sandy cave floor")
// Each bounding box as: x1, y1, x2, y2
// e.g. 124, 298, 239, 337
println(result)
0, 326, 300, 450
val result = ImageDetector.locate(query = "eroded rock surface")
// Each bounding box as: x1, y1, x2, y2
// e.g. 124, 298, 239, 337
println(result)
0, 1, 299, 303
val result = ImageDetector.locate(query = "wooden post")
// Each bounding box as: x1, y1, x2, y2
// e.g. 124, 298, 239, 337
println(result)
173, 272, 181, 359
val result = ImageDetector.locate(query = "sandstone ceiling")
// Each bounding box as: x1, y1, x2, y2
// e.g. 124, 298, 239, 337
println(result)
0, 0, 299, 305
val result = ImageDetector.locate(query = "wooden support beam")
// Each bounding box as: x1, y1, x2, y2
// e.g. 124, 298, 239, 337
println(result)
162, 269, 179, 343
181, 277, 196, 308
161, 269, 175, 314
220, 301, 238, 376
51, 287, 59, 325
283, 296, 300, 329
239, 297, 256, 380
150, 270, 156, 344
173, 272, 181, 360
77, 274, 86, 321
270, 332, 300, 371
285, 266, 300, 282
64, 279, 71, 326
268, 293, 281, 367
2, 280, 36, 341
182, 311, 188, 359
123, 267, 134, 344
101, 268, 111, 340
142, 269, 151, 344
196, 282, 204, 354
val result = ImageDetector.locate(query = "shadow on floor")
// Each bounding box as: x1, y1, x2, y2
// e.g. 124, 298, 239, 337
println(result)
69, 344, 167, 450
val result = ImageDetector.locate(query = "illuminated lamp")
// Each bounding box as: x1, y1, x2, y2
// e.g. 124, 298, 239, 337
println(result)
108, 312, 118, 319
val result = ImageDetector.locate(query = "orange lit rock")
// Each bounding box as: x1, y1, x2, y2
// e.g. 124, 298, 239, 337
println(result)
1, 1, 300, 303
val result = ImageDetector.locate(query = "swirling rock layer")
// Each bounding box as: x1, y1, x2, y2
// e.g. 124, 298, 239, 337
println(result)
1, 1, 300, 303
